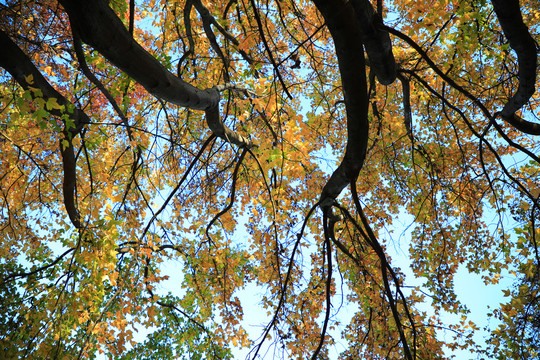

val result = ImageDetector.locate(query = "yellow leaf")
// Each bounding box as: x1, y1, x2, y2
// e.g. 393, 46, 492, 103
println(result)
24, 74, 34, 84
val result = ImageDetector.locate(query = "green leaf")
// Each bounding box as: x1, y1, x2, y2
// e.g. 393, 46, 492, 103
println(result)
46, 97, 64, 111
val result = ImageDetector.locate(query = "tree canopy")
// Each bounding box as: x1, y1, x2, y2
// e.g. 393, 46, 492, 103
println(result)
0, 0, 539, 359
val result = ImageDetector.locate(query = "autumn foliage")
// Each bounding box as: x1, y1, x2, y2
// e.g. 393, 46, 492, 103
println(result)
0, 0, 539, 359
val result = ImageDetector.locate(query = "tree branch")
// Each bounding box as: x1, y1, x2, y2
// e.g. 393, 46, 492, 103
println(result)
312, 0, 370, 211
59, 0, 252, 147
248, 0, 293, 99
0, 29, 88, 228
385, 24, 540, 135
72, 30, 133, 140
349, 0, 397, 85
490, 0, 538, 124
205, 148, 248, 243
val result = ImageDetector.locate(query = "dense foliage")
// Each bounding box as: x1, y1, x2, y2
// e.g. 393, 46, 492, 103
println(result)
0, 0, 539, 359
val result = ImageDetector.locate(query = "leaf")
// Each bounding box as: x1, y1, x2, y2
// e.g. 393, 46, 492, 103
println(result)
24, 74, 34, 84
46, 97, 63, 111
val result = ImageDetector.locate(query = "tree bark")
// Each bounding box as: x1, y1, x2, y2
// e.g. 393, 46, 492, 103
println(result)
312, 0, 370, 210
491, 0, 539, 134
349, 0, 396, 85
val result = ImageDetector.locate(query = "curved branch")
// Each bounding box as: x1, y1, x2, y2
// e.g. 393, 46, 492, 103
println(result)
72, 30, 133, 140
192, 0, 230, 81
174, 0, 194, 74
406, 69, 539, 197
0, 30, 88, 134
138, 134, 216, 243
490, 0, 537, 123
392, 30, 540, 166
191, 0, 255, 68
248, 0, 293, 99
312, 0, 370, 211
206, 86, 254, 147
338, 191, 415, 360
205, 148, 248, 243
1, 247, 76, 283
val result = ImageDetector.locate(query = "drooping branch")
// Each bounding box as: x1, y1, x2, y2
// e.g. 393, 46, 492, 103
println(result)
58, 0, 252, 147
386, 25, 540, 167
337, 187, 416, 360
398, 72, 413, 137
0, 29, 87, 228
312, 0, 370, 211
490, 0, 538, 126
250, 203, 319, 360
206, 148, 248, 243
405, 69, 539, 203
310, 214, 334, 360
349, 0, 397, 85
175, 0, 195, 74
192, 0, 254, 65
1, 247, 76, 283
135, 134, 216, 246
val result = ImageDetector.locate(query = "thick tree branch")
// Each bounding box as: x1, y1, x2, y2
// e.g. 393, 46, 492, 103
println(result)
312, 0, 370, 211
491, 0, 538, 125
59, 139, 81, 228
398, 72, 413, 137
311, 215, 333, 360
349, 0, 397, 85
0, 29, 87, 228
59, 0, 252, 147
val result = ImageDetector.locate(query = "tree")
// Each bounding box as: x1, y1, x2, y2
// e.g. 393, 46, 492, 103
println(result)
0, 0, 538, 358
